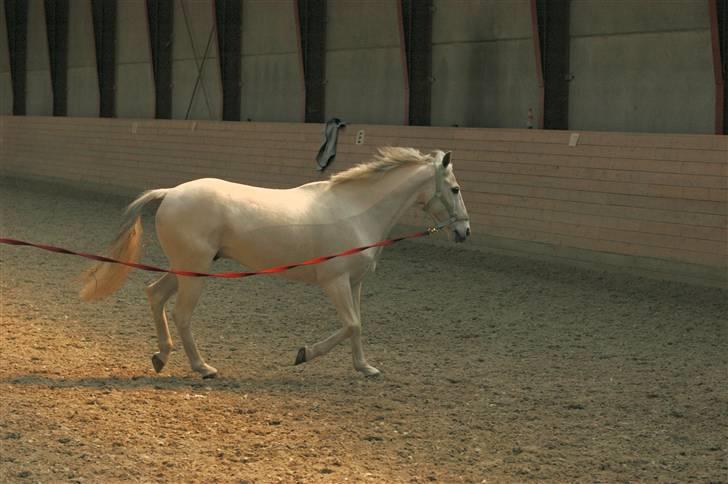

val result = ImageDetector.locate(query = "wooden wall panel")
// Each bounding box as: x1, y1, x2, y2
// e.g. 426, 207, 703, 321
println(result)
1, 115, 726, 287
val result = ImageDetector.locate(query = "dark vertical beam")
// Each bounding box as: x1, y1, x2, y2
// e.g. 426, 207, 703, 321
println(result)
401, 0, 432, 126
297, 0, 326, 123
712, 0, 727, 134
293, 0, 305, 121
44, 0, 69, 116
215, 0, 241, 121
529, 0, 544, 128
5, 0, 28, 115
395, 1, 408, 125
536, 0, 570, 130
91, 0, 116, 117
147, 0, 173, 118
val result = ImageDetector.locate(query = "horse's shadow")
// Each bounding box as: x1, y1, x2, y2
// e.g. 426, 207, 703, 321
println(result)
2, 374, 315, 393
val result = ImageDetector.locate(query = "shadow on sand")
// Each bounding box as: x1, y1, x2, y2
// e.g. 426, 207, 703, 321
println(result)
1, 373, 316, 394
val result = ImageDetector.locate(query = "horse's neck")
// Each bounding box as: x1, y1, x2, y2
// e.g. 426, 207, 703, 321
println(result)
329, 164, 432, 239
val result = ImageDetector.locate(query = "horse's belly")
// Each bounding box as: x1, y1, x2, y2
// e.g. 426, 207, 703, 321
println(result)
219, 224, 375, 285
222, 246, 318, 283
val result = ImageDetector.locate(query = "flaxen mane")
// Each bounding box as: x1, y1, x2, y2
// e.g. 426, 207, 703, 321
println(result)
329, 147, 434, 185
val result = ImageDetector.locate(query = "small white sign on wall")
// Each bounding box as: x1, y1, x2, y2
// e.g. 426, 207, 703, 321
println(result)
568, 133, 580, 147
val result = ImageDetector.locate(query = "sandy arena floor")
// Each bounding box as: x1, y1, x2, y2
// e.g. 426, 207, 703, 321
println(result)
0, 177, 726, 483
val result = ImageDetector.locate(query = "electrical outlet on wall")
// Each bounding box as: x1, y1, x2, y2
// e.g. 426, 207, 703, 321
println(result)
356, 130, 365, 145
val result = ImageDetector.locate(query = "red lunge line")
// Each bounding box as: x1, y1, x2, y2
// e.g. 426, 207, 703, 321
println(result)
0, 230, 431, 279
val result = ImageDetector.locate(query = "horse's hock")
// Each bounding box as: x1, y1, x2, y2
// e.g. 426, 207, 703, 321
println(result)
1, 115, 726, 288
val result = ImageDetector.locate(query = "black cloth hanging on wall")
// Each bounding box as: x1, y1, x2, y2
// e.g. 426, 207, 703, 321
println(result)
316, 118, 347, 171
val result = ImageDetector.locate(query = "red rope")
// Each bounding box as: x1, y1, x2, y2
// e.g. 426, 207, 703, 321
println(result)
0, 229, 433, 279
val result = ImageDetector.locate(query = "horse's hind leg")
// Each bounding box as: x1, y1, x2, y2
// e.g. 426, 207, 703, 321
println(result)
173, 276, 218, 379
145, 273, 178, 373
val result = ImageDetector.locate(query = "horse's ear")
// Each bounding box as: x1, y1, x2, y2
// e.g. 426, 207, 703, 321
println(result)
442, 151, 451, 168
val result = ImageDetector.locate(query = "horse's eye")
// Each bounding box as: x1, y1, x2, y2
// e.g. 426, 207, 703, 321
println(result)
451, 187, 460, 194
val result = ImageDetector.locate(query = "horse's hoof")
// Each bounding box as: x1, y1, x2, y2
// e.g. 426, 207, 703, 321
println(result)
294, 347, 307, 365
151, 354, 165, 373
195, 363, 218, 379
360, 366, 381, 378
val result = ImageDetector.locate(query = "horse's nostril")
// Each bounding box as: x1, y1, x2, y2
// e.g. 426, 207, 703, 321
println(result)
466, 227, 471, 236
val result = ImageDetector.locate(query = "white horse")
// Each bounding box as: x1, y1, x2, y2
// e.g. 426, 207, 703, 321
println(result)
80, 147, 470, 378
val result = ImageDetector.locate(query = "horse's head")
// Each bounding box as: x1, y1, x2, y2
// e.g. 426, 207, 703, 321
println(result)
422, 151, 471, 243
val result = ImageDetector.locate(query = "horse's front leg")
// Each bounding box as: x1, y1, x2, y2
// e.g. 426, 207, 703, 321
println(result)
295, 276, 379, 376
348, 280, 379, 376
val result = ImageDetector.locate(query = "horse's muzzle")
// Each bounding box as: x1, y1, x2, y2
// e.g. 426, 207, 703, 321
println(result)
454, 227, 470, 243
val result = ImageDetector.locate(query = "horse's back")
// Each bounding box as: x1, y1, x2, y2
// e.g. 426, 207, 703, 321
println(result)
153, 178, 327, 263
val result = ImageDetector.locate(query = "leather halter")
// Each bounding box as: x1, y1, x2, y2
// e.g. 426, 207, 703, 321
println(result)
422, 158, 469, 231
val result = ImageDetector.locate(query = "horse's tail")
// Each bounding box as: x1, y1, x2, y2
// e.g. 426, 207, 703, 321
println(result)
79, 188, 169, 301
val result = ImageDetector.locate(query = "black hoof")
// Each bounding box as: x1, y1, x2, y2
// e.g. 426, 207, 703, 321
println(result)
294, 347, 307, 365
151, 354, 165, 373
202, 372, 218, 379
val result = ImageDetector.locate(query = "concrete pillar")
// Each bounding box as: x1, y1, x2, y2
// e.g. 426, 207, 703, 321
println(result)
116, 0, 155, 118
431, 0, 539, 128
26, 0, 53, 115
0, 1, 13, 114
172, 0, 222, 120
240, 0, 304, 122
67, 0, 99, 116
569, 0, 714, 134
325, 0, 407, 124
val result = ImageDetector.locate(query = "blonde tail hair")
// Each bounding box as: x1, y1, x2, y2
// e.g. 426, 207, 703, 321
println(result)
79, 189, 169, 301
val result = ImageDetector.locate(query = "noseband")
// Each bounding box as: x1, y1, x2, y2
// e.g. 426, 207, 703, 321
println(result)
422, 158, 469, 231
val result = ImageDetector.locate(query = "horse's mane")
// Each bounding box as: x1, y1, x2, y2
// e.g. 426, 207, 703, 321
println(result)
329, 147, 434, 185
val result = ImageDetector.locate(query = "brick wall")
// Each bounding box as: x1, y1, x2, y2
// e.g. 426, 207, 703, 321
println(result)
1, 116, 726, 287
